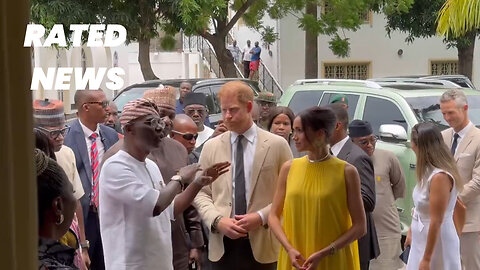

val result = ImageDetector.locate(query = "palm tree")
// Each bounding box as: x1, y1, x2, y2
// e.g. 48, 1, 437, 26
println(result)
437, 0, 480, 38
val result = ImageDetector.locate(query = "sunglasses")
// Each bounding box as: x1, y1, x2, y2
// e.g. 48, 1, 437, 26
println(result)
85, 101, 109, 108
185, 108, 207, 116
172, 130, 198, 141
35, 126, 70, 139
144, 118, 165, 130
356, 136, 378, 147
258, 101, 275, 107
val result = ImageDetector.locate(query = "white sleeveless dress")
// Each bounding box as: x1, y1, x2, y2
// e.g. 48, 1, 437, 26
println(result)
406, 168, 461, 270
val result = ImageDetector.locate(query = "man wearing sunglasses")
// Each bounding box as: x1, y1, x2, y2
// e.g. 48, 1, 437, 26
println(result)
349, 120, 406, 270
101, 86, 208, 270
171, 114, 199, 160
255, 92, 277, 130
64, 89, 120, 270
33, 98, 91, 269
183, 92, 214, 150
100, 98, 230, 270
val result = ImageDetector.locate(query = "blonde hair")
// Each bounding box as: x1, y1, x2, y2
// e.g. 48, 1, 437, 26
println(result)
412, 123, 463, 190
218, 81, 254, 105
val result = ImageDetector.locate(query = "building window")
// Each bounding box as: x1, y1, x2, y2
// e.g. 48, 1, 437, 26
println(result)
56, 50, 61, 68
57, 90, 64, 101
31, 47, 35, 75
323, 62, 370, 80
113, 51, 119, 67
323, 2, 371, 24
81, 49, 86, 73
431, 60, 458, 75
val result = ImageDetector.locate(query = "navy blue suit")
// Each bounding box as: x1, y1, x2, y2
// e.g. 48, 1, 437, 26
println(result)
64, 119, 119, 270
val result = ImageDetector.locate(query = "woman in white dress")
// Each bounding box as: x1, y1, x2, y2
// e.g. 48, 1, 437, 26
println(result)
406, 123, 463, 270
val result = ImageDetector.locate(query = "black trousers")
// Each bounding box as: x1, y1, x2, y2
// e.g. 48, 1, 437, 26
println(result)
86, 207, 105, 270
211, 237, 276, 270
243, 61, 250, 78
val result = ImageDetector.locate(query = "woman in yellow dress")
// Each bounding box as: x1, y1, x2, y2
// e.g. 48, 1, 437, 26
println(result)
269, 106, 366, 270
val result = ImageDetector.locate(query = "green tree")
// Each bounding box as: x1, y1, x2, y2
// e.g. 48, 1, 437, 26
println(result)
173, 0, 269, 78
437, 0, 480, 38
31, 0, 272, 80
269, 0, 410, 79
384, 0, 478, 80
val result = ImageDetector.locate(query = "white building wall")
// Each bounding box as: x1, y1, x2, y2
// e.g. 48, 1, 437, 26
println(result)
232, 12, 479, 90
33, 41, 202, 114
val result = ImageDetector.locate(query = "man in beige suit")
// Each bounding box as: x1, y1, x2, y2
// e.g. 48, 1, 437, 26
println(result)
440, 89, 480, 269
193, 81, 293, 270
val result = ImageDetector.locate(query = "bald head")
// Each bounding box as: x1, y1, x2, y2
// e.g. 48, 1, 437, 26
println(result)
74, 89, 105, 110
173, 114, 197, 131
74, 89, 108, 126
171, 114, 198, 153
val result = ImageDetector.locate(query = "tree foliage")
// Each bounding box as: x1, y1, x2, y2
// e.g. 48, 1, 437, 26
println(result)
437, 0, 480, 38
269, 0, 412, 57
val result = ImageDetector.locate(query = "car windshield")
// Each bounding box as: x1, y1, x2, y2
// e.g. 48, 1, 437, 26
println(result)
114, 87, 153, 112
406, 96, 480, 130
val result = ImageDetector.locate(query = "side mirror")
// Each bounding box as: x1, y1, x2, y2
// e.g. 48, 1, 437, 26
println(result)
379, 124, 408, 143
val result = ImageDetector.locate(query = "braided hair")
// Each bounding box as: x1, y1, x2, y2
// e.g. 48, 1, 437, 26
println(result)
34, 129, 56, 160
35, 149, 71, 228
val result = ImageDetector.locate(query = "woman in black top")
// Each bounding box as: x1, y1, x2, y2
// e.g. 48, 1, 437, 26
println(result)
36, 149, 78, 269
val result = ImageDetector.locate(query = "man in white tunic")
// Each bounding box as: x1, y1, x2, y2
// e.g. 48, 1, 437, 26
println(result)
99, 98, 229, 270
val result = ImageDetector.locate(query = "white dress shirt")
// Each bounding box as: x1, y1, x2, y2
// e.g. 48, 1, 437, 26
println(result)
331, 136, 350, 157
195, 125, 214, 148
230, 123, 266, 223
452, 121, 474, 154
79, 120, 105, 182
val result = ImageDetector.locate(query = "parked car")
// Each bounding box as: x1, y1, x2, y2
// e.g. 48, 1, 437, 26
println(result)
113, 78, 203, 112
279, 79, 480, 234
113, 78, 262, 127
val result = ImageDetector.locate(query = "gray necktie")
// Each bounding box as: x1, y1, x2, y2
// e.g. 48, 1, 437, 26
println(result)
234, 135, 247, 215
451, 133, 460, 156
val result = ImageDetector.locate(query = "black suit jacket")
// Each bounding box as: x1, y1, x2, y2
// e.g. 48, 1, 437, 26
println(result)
337, 139, 380, 266
64, 119, 119, 222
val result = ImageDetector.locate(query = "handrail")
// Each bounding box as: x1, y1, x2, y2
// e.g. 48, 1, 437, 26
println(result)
294, 79, 383, 89
226, 32, 283, 97
183, 34, 224, 78
183, 32, 284, 97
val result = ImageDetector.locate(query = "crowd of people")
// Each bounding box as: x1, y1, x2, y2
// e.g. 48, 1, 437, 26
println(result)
33, 82, 479, 270
228, 40, 261, 80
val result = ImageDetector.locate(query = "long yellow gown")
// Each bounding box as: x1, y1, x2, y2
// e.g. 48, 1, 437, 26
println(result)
277, 156, 360, 270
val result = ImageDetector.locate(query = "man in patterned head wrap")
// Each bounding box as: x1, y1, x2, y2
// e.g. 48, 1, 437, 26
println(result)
101, 92, 211, 270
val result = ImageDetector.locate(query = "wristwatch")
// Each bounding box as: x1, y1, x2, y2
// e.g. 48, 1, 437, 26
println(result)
211, 215, 223, 233
80, 240, 90, 250
171, 175, 184, 190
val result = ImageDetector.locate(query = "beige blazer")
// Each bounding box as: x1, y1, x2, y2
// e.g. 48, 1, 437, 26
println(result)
193, 127, 293, 263
443, 126, 480, 233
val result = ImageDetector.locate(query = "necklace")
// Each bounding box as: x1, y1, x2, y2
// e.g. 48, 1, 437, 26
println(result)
308, 152, 330, 163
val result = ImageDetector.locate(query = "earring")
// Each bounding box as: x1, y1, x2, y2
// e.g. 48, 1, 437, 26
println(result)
56, 214, 64, 225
